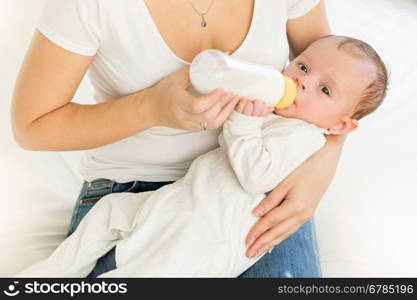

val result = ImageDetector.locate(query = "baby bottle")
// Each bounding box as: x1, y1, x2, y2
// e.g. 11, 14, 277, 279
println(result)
189, 49, 296, 109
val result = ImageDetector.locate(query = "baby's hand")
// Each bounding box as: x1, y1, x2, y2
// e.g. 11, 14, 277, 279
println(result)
235, 98, 274, 117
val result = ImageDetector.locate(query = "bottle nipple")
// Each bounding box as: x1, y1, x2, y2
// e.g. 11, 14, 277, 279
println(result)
275, 76, 297, 109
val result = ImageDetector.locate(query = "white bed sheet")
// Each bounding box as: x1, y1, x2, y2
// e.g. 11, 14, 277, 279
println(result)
0, 0, 416, 277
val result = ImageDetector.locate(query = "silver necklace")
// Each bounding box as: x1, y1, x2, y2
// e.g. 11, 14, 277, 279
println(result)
188, 0, 214, 28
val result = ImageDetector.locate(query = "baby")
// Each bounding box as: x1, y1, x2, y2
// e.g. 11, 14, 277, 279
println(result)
16, 35, 388, 278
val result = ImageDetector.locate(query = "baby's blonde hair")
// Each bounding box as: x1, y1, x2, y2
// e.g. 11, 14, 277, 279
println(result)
319, 35, 389, 120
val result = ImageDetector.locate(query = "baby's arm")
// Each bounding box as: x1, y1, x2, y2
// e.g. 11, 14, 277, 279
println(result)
220, 99, 327, 195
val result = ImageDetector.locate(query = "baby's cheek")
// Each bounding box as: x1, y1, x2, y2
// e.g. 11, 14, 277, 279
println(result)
297, 104, 322, 124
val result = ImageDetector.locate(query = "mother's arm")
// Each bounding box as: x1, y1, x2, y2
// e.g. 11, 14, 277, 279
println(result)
244, 0, 341, 258
286, 0, 331, 57
11, 30, 235, 151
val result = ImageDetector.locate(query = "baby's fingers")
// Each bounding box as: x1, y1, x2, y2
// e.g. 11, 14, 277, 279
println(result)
249, 100, 274, 117
263, 104, 274, 117
252, 100, 265, 116
256, 101, 274, 117
242, 101, 254, 115
235, 99, 247, 113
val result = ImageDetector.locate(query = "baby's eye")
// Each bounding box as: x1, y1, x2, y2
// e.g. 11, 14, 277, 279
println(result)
298, 63, 308, 73
320, 85, 330, 96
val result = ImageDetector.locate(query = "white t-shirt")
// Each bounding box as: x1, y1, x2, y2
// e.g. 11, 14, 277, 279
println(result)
37, 0, 320, 182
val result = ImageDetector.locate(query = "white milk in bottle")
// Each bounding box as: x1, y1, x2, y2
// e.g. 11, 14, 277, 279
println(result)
189, 49, 296, 108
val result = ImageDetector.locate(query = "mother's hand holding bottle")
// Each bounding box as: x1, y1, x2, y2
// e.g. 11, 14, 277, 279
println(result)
142, 65, 239, 131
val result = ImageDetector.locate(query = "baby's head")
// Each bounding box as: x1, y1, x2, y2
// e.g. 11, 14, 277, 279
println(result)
276, 35, 388, 135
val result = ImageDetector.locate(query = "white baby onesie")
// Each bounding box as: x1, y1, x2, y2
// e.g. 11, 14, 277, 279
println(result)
16, 112, 327, 277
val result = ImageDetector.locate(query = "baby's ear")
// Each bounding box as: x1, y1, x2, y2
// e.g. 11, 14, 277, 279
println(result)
328, 118, 359, 135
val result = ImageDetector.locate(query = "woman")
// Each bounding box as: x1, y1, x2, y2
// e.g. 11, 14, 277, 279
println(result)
11, 0, 342, 278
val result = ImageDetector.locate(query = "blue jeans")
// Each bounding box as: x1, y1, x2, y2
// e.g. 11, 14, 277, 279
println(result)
66, 178, 322, 278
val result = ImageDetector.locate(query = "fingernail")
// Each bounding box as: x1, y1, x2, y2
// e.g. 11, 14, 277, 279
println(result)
268, 247, 274, 254
255, 249, 266, 258
252, 205, 264, 216
247, 249, 256, 258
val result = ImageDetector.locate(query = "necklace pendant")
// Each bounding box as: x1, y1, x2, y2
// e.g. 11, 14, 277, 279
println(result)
201, 16, 207, 27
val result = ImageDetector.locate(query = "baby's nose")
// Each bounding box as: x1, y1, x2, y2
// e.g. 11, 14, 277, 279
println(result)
295, 78, 307, 91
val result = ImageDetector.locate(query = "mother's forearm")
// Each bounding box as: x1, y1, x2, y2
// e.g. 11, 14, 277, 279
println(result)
12, 88, 156, 151
316, 134, 346, 179
325, 134, 346, 157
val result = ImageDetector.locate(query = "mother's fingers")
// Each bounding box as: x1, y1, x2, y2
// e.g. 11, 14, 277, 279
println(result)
210, 96, 239, 128
245, 203, 293, 247
201, 94, 238, 125
246, 218, 299, 258
191, 89, 233, 114
252, 183, 291, 217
